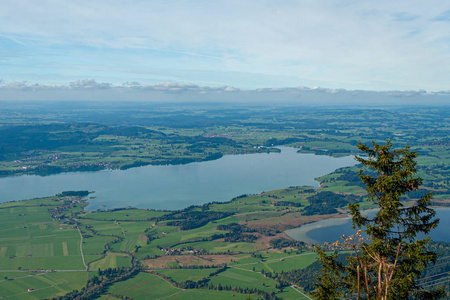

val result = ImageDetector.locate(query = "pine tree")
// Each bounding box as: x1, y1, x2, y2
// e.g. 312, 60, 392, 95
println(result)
312, 140, 445, 299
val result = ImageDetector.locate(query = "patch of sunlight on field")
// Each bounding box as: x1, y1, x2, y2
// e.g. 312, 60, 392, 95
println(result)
0, 247, 7, 258
89, 253, 131, 270
62, 242, 69, 256
15, 243, 54, 257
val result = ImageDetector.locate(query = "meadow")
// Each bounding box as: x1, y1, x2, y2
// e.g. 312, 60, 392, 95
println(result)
1, 104, 450, 299
0, 187, 325, 299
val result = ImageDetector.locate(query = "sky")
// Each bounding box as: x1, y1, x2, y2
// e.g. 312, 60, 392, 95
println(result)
1, 1, 450, 102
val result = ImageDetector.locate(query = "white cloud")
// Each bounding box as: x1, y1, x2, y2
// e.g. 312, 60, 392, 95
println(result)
222, 86, 239, 92
70, 79, 111, 89
0, 81, 62, 90
1, 1, 450, 90
151, 82, 200, 92
0, 79, 449, 105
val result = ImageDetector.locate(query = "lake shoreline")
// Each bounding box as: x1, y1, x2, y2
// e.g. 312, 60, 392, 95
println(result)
285, 214, 351, 244
284, 208, 379, 244
0, 147, 357, 211
286, 207, 450, 244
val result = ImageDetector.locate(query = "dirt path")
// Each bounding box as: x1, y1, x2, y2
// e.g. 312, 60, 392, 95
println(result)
0, 272, 47, 283
4, 285, 57, 299
229, 252, 316, 267
0, 270, 95, 272
291, 285, 312, 300
144, 272, 186, 300
157, 289, 186, 300
115, 221, 126, 238
78, 228, 88, 271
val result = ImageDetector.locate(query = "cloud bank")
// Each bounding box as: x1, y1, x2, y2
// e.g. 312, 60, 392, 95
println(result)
0, 80, 448, 106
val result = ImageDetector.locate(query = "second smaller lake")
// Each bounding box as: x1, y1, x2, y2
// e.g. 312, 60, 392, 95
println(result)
286, 207, 450, 244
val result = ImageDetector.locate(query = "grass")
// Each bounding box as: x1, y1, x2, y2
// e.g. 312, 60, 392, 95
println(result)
106, 273, 247, 299
279, 287, 312, 300
1, 105, 450, 299
89, 252, 132, 270
155, 268, 218, 283
234, 252, 317, 273
168, 289, 253, 299
81, 208, 169, 221
135, 219, 241, 258
106, 272, 180, 299
108, 222, 152, 252
0, 197, 61, 208
185, 241, 262, 253
209, 267, 278, 294
0, 271, 92, 300
0, 185, 374, 299
0, 201, 85, 271
0, 256, 86, 271
80, 235, 116, 257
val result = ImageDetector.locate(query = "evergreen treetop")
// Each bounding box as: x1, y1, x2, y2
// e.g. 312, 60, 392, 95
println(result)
312, 140, 445, 300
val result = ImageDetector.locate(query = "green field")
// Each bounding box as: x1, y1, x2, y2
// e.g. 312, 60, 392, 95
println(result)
106, 273, 181, 299
209, 268, 277, 293
105, 272, 256, 299
89, 252, 132, 270
0, 199, 85, 271
1, 175, 445, 299
155, 268, 218, 283
0, 191, 320, 299
0, 271, 93, 300
81, 209, 169, 221
232, 252, 317, 273
1, 104, 450, 298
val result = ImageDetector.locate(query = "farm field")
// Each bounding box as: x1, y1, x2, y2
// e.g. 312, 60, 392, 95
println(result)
105, 272, 253, 300
0, 198, 85, 271
155, 268, 219, 283
1, 104, 450, 298
230, 252, 317, 273
0, 271, 93, 300
1, 169, 448, 299
106, 273, 181, 299
0, 187, 325, 299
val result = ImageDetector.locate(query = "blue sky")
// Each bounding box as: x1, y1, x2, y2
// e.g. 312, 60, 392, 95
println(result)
1, 0, 450, 97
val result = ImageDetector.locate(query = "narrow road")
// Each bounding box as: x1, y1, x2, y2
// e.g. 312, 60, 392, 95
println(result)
78, 228, 88, 271
145, 272, 186, 300
4, 284, 57, 299
157, 289, 186, 300
230, 266, 256, 273
147, 272, 182, 289
291, 285, 312, 300
115, 221, 126, 238
0, 272, 47, 283
229, 252, 316, 268
0, 270, 96, 272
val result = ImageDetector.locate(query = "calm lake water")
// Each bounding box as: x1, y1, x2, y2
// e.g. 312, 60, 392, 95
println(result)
287, 207, 450, 243
0, 147, 357, 211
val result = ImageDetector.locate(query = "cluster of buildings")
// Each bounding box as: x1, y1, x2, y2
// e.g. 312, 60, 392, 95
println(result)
48, 197, 83, 221
160, 247, 201, 255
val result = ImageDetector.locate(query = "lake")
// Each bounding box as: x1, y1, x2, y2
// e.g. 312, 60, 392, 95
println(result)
286, 207, 450, 243
0, 147, 357, 211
